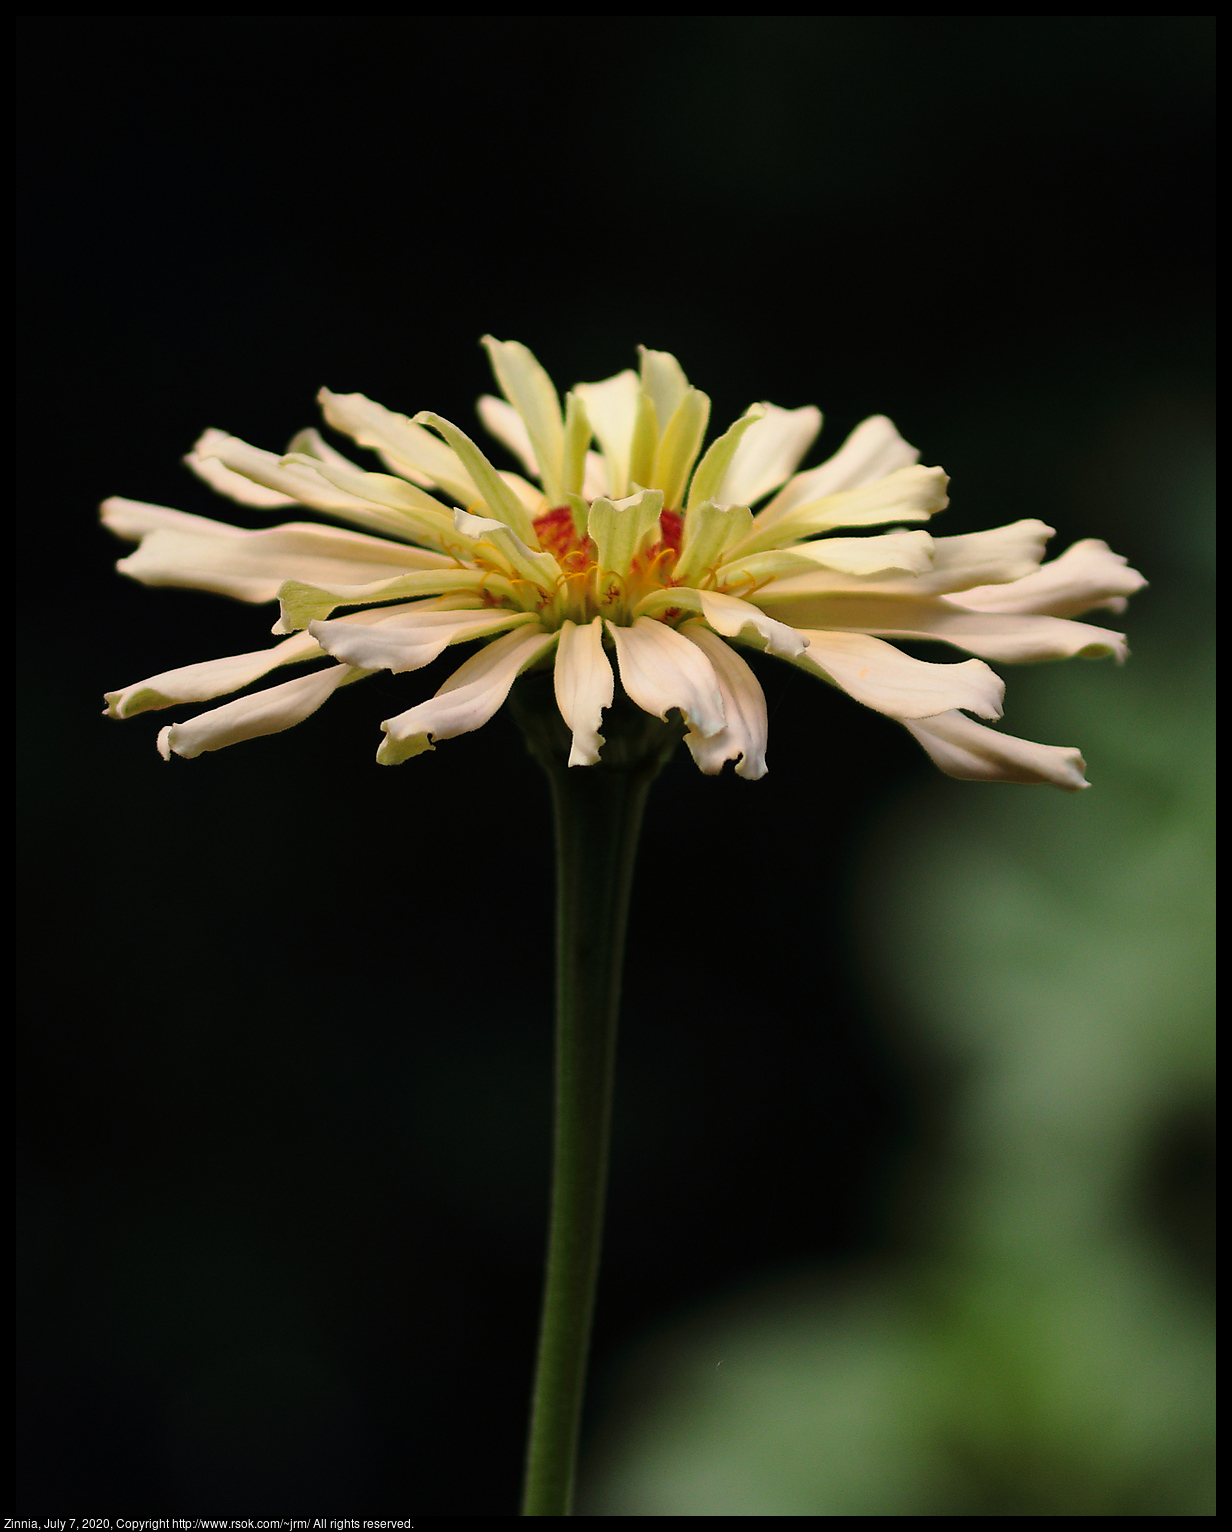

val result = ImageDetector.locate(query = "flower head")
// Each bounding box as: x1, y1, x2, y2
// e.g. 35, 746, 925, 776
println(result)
103, 340, 1145, 788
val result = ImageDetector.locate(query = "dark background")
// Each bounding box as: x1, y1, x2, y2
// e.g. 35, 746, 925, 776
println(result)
17, 16, 1213, 1515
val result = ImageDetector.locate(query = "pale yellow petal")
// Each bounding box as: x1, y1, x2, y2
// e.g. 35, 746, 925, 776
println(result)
752, 592, 1129, 664
605, 617, 725, 738
117, 521, 451, 604
318, 389, 479, 505
714, 403, 822, 508
954, 538, 1148, 618
575, 370, 640, 499
481, 337, 565, 503
757, 414, 920, 526
554, 617, 615, 767
310, 606, 538, 674
788, 630, 1005, 720
158, 663, 362, 760
377, 624, 557, 764
677, 623, 768, 779
903, 709, 1089, 790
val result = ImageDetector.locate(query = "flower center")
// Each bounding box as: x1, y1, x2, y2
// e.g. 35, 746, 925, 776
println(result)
530, 505, 685, 629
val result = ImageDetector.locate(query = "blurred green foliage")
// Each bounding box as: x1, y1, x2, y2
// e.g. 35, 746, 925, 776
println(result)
580, 408, 1214, 1516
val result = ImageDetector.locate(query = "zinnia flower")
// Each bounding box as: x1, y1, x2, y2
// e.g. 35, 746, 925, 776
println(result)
103, 339, 1144, 788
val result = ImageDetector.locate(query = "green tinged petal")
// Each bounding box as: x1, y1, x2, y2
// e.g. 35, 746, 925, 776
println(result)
413, 412, 539, 544
673, 500, 755, 588
638, 347, 690, 431
561, 392, 592, 499
481, 337, 565, 504
628, 393, 659, 491
653, 388, 711, 510
587, 489, 664, 580
687, 404, 766, 510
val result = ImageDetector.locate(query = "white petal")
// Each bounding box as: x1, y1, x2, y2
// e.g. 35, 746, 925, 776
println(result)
481, 337, 564, 503
413, 412, 539, 544
186, 429, 297, 507
189, 428, 450, 545
377, 624, 557, 764
918, 519, 1053, 592
954, 538, 1148, 618
698, 589, 807, 659
106, 629, 322, 718
276, 567, 505, 632
684, 401, 758, 510
758, 415, 920, 523
744, 465, 950, 556
101, 497, 245, 542
581, 451, 609, 500
637, 347, 690, 433
477, 394, 538, 476
715, 403, 823, 508
158, 663, 359, 760
717, 529, 936, 589
451, 507, 561, 591
606, 617, 726, 738
790, 630, 1005, 720
677, 623, 768, 779
310, 606, 537, 674
318, 389, 480, 505
753, 592, 1128, 663
902, 709, 1089, 790
116, 520, 450, 604
574, 369, 640, 499
554, 617, 615, 767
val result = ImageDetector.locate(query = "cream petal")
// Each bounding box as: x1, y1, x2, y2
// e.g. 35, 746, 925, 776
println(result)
116, 521, 450, 604
158, 663, 361, 760
581, 451, 609, 501
284, 426, 369, 476
275, 567, 507, 632
554, 617, 615, 767
637, 347, 690, 432
715, 529, 935, 590
605, 617, 726, 738
193, 429, 403, 520
953, 538, 1148, 618
734, 465, 950, 556
310, 605, 536, 674
317, 389, 479, 505
477, 394, 538, 476
561, 392, 593, 499
684, 401, 758, 510
451, 508, 561, 591
632, 586, 805, 658
101, 497, 245, 542
653, 387, 712, 510
481, 337, 564, 503
498, 471, 548, 519
377, 624, 557, 765
752, 592, 1128, 663
186, 429, 297, 507
902, 709, 1089, 790
106, 629, 324, 718
789, 630, 1005, 720
677, 622, 768, 779
413, 412, 539, 544
574, 369, 640, 499
714, 403, 823, 509
275, 450, 462, 548
757, 414, 920, 524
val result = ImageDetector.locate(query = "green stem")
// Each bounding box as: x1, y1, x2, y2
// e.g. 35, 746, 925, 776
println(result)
509, 673, 681, 1518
